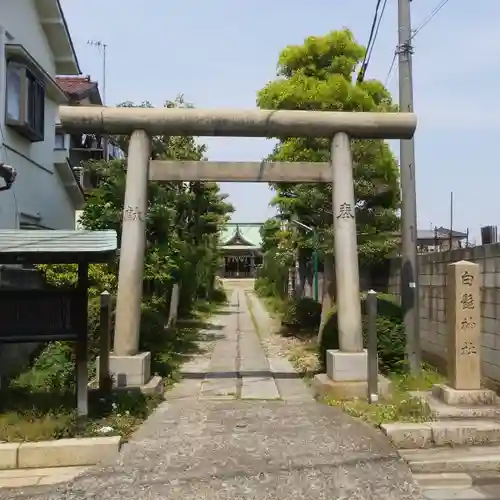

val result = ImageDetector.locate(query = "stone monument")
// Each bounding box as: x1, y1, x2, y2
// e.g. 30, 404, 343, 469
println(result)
433, 260, 496, 406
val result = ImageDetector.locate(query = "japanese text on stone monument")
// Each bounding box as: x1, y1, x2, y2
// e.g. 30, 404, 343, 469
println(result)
460, 340, 477, 355
123, 205, 145, 222
336, 202, 354, 220
460, 293, 475, 310
461, 270, 474, 287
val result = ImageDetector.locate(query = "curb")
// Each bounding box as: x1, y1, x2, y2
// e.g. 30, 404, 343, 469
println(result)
381, 420, 500, 449
0, 436, 121, 470
471, 472, 500, 487
413, 472, 500, 490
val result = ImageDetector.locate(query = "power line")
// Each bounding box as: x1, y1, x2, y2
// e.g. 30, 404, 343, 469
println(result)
384, 52, 398, 86
364, 0, 383, 58
411, 0, 451, 39
383, 0, 451, 87
357, 0, 388, 83
363, 0, 389, 80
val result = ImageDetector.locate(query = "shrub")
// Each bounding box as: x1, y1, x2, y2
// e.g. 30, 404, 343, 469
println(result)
319, 293, 405, 374
254, 248, 288, 298
281, 297, 322, 330
12, 342, 76, 392
254, 277, 277, 298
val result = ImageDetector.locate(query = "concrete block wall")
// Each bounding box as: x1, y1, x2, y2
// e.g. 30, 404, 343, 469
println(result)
389, 244, 500, 389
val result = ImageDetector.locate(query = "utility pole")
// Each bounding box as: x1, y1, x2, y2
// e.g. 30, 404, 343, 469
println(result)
87, 40, 108, 161
398, 0, 421, 375
449, 191, 454, 250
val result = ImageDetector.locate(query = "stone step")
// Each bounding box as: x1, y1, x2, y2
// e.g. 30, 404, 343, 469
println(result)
400, 445, 500, 473
412, 472, 473, 490
428, 395, 500, 420
381, 420, 500, 449
409, 391, 500, 420
412, 471, 500, 489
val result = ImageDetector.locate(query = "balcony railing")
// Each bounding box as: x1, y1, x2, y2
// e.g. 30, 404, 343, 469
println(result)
72, 134, 125, 160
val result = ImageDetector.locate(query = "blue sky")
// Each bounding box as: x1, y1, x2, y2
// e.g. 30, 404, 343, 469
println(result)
60, 0, 497, 242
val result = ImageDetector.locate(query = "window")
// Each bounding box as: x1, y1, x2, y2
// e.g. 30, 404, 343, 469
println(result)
5, 62, 45, 142
6, 65, 21, 121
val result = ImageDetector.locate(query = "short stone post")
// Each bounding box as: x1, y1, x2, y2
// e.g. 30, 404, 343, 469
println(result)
433, 260, 495, 405
98, 291, 112, 392
167, 282, 180, 328
367, 290, 379, 403
110, 129, 152, 387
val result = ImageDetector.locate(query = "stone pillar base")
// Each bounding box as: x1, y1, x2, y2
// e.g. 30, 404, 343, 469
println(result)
326, 349, 368, 381
313, 373, 392, 401
315, 349, 392, 400
432, 383, 496, 406
97, 351, 151, 388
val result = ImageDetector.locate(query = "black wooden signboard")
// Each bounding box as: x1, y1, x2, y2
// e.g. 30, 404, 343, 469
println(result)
0, 289, 80, 343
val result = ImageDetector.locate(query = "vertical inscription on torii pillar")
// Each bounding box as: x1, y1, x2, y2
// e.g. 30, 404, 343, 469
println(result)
447, 261, 481, 390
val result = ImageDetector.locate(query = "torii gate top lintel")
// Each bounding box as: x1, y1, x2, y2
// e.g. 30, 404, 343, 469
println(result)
59, 105, 416, 140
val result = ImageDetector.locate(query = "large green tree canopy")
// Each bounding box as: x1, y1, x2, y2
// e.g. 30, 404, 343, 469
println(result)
80, 96, 233, 312
257, 29, 400, 265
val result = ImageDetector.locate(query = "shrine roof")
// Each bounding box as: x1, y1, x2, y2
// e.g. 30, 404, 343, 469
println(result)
0, 230, 117, 264
220, 223, 263, 248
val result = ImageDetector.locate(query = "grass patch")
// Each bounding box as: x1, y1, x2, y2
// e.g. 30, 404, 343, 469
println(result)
326, 391, 432, 426
256, 292, 320, 381
0, 388, 163, 443
261, 296, 284, 317
288, 342, 320, 383
325, 365, 446, 426
0, 298, 224, 443
392, 365, 445, 392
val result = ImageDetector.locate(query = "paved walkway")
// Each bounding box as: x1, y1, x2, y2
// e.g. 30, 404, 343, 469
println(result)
1, 284, 424, 499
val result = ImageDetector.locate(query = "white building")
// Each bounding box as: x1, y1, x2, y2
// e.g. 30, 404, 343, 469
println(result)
0, 0, 84, 231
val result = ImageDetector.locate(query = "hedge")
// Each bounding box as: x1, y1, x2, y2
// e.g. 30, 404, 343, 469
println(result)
319, 293, 406, 374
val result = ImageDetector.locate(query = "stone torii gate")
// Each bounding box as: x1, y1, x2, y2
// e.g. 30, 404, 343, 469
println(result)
59, 106, 416, 396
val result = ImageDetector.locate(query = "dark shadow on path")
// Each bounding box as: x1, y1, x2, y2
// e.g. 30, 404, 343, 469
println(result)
181, 370, 304, 380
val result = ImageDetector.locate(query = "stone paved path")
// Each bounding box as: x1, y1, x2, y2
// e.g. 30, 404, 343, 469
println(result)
1, 283, 424, 499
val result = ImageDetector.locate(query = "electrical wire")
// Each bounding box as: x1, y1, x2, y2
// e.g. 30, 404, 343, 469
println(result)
411, 0, 451, 39
384, 52, 398, 86
382, 0, 452, 87
356, 0, 381, 83
356, 0, 388, 83
360, 0, 389, 83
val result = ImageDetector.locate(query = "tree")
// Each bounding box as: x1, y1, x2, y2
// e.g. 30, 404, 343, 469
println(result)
16, 96, 232, 393
255, 218, 295, 298
256, 29, 401, 339
81, 97, 233, 314
112, 95, 205, 161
